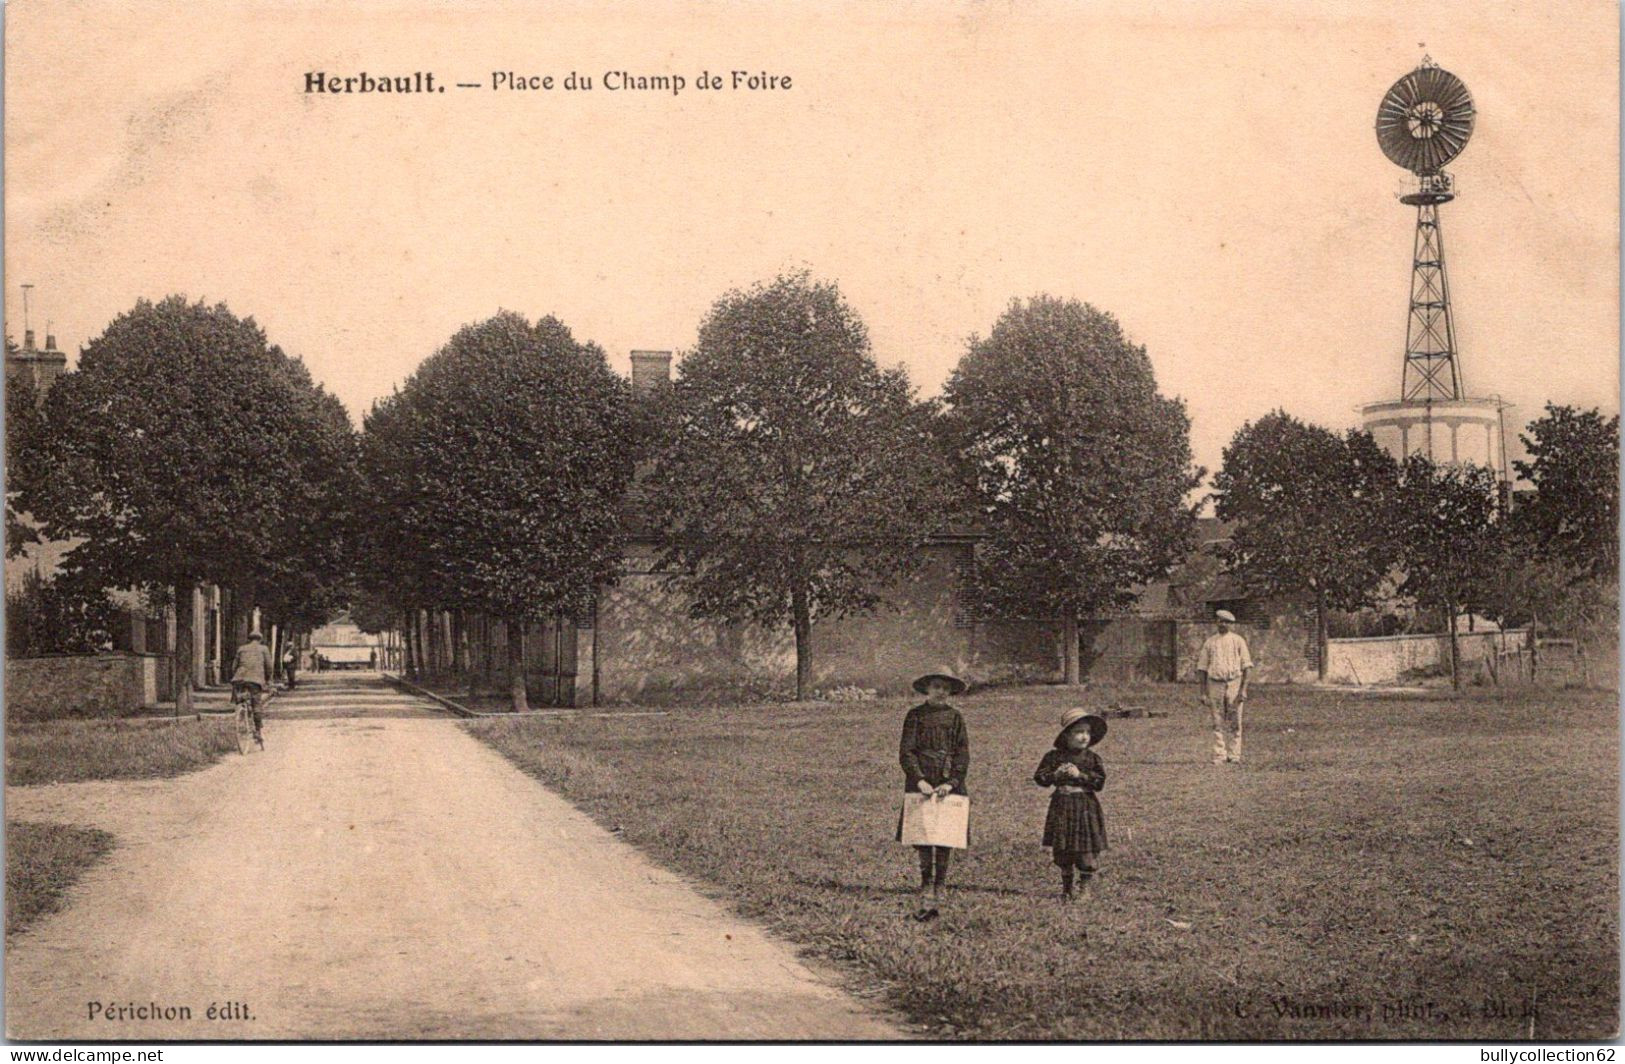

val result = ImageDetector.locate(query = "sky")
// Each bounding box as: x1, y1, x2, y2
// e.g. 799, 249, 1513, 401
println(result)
5, 0, 1619, 479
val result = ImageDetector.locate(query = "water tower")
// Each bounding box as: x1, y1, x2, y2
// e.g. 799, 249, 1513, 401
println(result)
1360, 59, 1508, 480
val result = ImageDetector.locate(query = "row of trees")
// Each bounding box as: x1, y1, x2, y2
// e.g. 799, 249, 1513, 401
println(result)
9, 297, 362, 713
355, 278, 1202, 705
9, 279, 1201, 711
10, 278, 1614, 708
356, 313, 638, 711
1214, 405, 1619, 687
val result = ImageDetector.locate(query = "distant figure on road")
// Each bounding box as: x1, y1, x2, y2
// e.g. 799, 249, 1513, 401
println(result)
1197, 610, 1252, 764
283, 645, 298, 690
231, 629, 275, 744
369, 649, 378, 670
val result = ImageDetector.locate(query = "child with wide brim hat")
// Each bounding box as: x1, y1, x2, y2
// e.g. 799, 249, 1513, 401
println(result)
1032, 708, 1110, 901
897, 669, 970, 920
911, 671, 967, 696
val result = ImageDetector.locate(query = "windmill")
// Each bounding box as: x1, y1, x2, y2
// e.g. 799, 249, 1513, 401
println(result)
1376, 58, 1476, 402
1361, 59, 1507, 484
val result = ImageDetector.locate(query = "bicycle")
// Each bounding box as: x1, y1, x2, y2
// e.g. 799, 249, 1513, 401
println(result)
230, 682, 267, 754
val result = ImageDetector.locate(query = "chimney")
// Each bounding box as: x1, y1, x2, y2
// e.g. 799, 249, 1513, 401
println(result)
629, 350, 672, 397
23, 329, 34, 351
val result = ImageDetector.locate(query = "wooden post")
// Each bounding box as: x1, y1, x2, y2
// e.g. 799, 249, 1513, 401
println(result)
1316, 587, 1329, 682
1446, 599, 1462, 690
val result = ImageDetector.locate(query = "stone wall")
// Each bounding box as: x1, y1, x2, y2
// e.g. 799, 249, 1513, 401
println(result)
1325, 629, 1530, 686
5, 653, 159, 721
593, 553, 795, 702
592, 542, 1059, 702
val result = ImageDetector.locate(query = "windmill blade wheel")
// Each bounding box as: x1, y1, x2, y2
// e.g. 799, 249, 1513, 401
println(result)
1375, 64, 1476, 174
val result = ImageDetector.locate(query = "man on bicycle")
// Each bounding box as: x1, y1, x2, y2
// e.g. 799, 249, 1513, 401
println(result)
230, 629, 275, 744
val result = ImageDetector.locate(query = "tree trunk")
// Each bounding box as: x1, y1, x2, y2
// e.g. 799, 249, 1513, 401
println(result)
1062, 614, 1080, 685
791, 582, 812, 701
230, 593, 251, 650
481, 614, 496, 691
1492, 625, 1504, 687
456, 610, 477, 700
1446, 599, 1461, 690
450, 609, 465, 674
1529, 614, 1539, 682
174, 585, 195, 717
508, 619, 530, 713
404, 610, 419, 678
414, 611, 425, 677
1316, 588, 1329, 682
414, 609, 430, 678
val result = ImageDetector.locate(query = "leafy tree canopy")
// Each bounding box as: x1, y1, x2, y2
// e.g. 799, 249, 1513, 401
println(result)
24, 296, 358, 607
644, 272, 950, 697
359, 310, 635, 625
943, 295, 1201, 622
1213, 411, 1401, 611
1511, 403, 1619, 579
5, 339, 45, 560
1394, 452, 1500, 614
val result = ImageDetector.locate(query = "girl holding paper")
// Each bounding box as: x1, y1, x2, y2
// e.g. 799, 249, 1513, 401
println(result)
897, 670, 970, 921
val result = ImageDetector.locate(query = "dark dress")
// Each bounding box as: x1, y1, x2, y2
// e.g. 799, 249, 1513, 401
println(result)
896, 702, 969, 842
1034, 747, 1108, 859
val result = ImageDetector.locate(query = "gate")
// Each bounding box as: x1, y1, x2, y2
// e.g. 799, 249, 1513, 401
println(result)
1079, 618, 1177, 682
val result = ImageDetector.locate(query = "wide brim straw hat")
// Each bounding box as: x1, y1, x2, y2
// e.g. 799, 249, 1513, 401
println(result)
1214, 609, 1238, 623
1056, 707, 1108, 748
912, 670, 967, 696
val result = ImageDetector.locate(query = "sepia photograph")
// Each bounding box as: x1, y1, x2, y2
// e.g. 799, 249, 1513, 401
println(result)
2, 0, 1619, 1046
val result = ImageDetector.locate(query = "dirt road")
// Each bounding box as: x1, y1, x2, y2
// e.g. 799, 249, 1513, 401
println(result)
5, 675, 900, 1040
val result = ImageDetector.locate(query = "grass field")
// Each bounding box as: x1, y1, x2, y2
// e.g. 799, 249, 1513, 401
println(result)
5, 821, 116, 938
6, 715, 241, 786
469, 683, 1619, 1040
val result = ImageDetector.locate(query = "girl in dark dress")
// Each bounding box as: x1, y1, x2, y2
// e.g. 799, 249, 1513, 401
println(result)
897, 671, 970, 920
1033, 708, 1108, 901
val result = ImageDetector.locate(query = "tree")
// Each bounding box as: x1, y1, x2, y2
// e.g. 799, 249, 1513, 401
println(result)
645, 273, 951, 700
4, 567, 121, 657
1511, 403, 1619, 580
252, 378, 363, 641
942, 296, 1201, 683
347, 587, 401, 636
6, 338, 45, 559
358, 311, 635, 711
20, 296, 354, 713
1212, 413, 1401, 680
1472, 529, 1577, 683
1393, 453, 1500, 689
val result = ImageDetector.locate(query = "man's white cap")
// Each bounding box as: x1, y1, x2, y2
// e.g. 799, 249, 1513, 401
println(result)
1214, 609, 1237, 623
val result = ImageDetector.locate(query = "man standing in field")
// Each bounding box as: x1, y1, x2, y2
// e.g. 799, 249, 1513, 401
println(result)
1197, 609, 1252, 764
